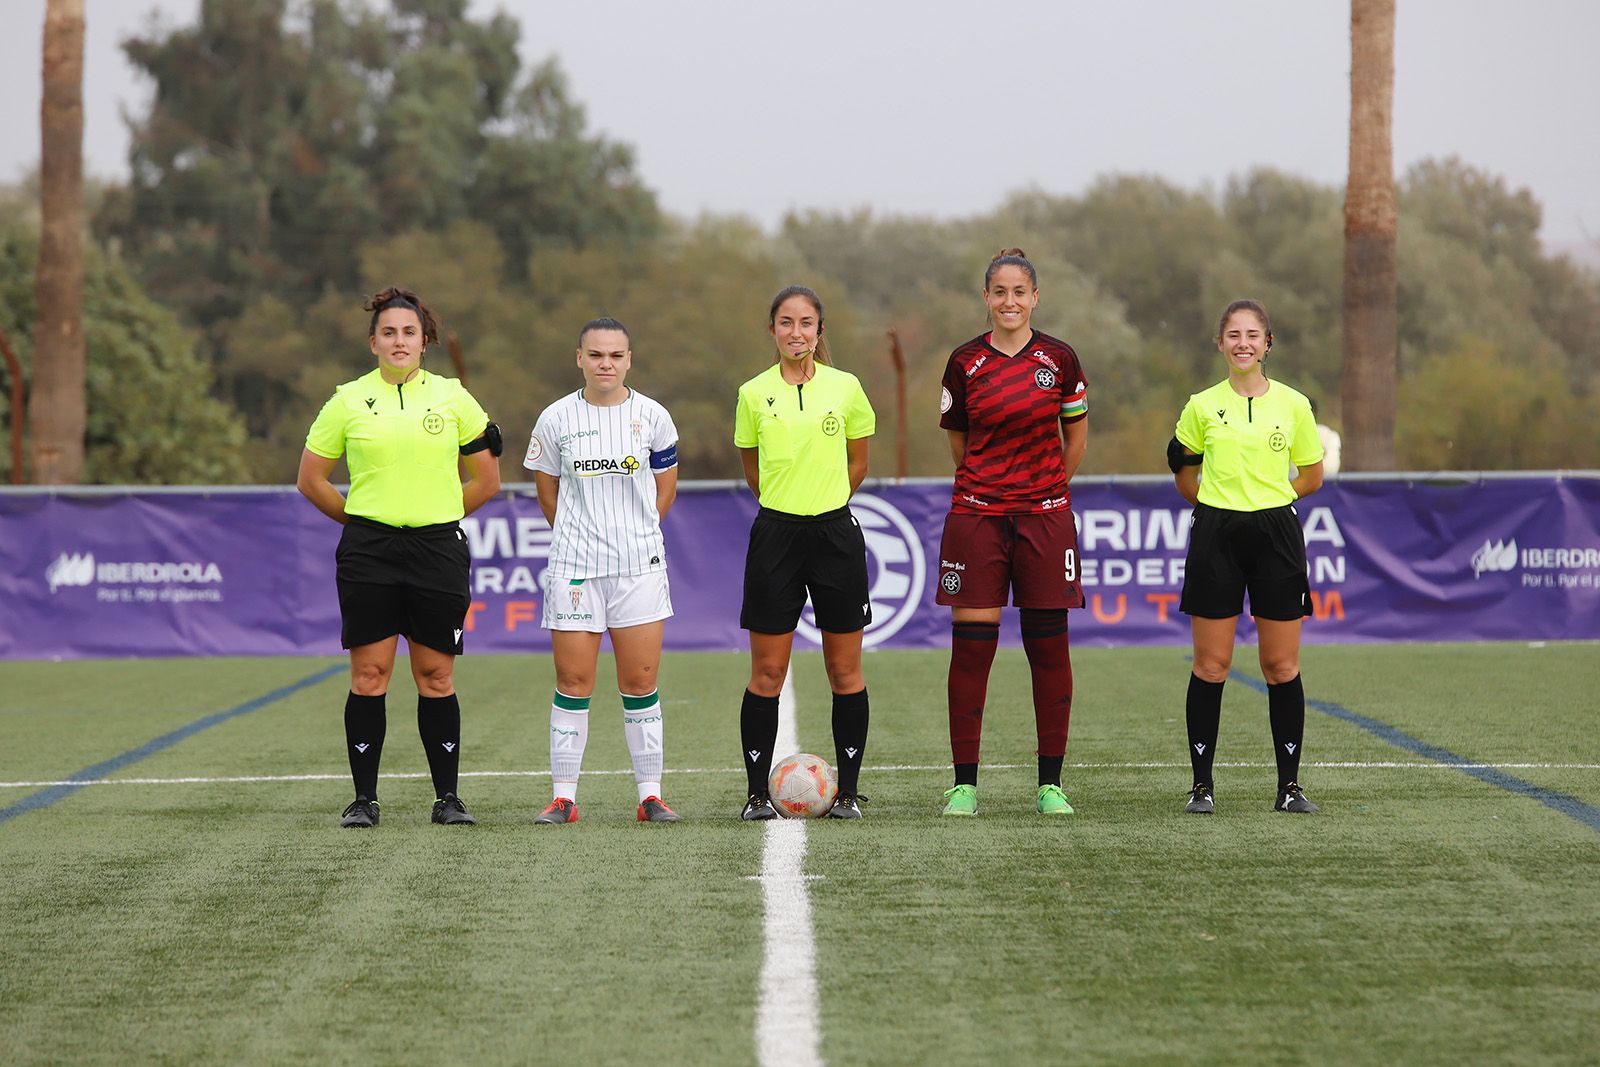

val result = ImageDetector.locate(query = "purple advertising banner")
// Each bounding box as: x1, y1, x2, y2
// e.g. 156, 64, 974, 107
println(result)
3, 474, 1597, 660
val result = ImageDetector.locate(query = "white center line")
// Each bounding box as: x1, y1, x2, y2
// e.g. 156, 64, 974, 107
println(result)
755, 669, 822, 1067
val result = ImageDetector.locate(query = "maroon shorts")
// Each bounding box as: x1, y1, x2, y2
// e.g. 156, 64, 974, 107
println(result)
935, 510, 1084, 609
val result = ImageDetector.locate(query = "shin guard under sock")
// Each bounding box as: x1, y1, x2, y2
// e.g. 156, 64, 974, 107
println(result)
831, 688, 869, 795
416, 693, 461, 798
344, 691, 386, 800
1268, 674, 1307, 787
948, 621, 998, 765
1020, 608, 1073, 759
740, 689, 780, 796
1186, 674, 1224, 786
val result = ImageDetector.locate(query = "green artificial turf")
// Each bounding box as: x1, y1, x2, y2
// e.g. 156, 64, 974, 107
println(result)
2, 643, 1596, 1065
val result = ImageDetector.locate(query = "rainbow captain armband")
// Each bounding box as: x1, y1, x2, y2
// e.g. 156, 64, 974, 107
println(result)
460, 421, 503, 458
1166, 435, 1202, 474
650, 444, 678, 471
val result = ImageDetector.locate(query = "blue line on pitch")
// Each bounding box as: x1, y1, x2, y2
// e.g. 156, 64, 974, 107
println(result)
0, 664, 345, 826
1231, 673, 1600, 835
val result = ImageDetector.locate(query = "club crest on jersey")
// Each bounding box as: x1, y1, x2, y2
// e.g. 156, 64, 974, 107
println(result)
941, 571, 962, 594
422, 412, 445, 434
573, 455, 640, 476
1034, 367, 1056, 390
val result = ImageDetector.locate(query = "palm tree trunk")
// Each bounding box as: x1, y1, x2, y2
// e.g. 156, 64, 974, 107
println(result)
1340, 0, 1398, 471
29, 0, 86, 484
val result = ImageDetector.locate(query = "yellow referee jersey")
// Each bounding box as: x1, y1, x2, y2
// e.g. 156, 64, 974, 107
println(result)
1175, 378, 1322, 512
306, 367, 489, 527
734, 362, 875, 516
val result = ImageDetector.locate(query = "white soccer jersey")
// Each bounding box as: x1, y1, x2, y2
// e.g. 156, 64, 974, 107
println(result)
524, 388, 679, 579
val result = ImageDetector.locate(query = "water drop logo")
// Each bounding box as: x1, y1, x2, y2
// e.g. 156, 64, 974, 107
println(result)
46, 551, 96, 593
1471, 538, 1517, 578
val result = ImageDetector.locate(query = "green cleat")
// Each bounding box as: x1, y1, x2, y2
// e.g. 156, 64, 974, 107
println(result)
941, 784, 978, 817
1036, 784, 1075, 816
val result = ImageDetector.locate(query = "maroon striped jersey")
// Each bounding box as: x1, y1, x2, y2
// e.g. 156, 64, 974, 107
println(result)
939, 330, 1088, 514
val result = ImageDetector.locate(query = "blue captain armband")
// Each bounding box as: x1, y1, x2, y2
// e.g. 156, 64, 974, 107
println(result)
650, 444, 678, 471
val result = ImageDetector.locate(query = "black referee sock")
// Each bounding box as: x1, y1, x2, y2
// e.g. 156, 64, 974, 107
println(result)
1186, 674, 1224, 787
344, 692, 386, 801
740, 689, 780, 796
1268, 674, 1306, 787
1038, 754, 1064, 789
417, 693, 461, 799
831, 688, 869, 796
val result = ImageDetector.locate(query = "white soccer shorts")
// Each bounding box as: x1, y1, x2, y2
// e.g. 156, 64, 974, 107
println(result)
542, 570, 673, 632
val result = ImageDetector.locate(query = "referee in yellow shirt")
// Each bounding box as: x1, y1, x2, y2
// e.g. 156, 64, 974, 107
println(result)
734, 285, 876, 820
1171, 300, 1324, 816
297, 286, 502, 828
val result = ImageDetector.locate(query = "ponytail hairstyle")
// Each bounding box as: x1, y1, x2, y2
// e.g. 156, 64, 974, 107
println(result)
578, 316, 631, 348
984, 247, 1038, 289
364, 286, 439, 347
767, 285, 831, 365
1215, 298, 1274, 364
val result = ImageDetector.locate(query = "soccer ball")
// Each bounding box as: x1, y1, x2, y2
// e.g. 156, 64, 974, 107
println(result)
768, 752, 839, 819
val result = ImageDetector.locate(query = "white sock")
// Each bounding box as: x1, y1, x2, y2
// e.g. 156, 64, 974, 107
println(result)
622, 689, 664, 800
550, 690, 590, 801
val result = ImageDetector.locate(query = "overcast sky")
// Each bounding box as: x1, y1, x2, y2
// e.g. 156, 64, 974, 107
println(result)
5, 0, 1597, 257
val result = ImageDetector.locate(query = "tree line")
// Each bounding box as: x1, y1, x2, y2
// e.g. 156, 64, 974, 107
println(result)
3, 0, 1596, 484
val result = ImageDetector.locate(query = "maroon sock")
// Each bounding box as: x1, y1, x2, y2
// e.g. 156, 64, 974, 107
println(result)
1020, 608, 1073, 758
948, 621, 998, 764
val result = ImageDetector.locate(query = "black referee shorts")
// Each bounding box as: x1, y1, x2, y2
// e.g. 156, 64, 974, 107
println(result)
1180, 503, 1311, 621
740, 506, 872, 635
336, 517, 472, 654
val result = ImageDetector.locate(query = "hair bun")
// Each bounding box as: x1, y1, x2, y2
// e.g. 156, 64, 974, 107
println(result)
993, 247, 1027, 260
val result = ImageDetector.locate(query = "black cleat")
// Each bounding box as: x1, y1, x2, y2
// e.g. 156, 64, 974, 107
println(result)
1184, 783, 1215, 814
741, 793, 778, 821
534, 798, 579, 824
431, 793, 477, 825
340, 797, 380, 828
636, 796, 682, 823
825, 793, 869, 819
1275, 782, 1320, 813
